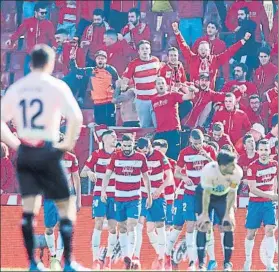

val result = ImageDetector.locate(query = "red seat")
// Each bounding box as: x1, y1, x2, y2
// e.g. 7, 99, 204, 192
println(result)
12, 71, 24, 83
1, 12, 17, 33
1, 72, 11, 89
82, 109, 94, 125
9, 51, 27, 72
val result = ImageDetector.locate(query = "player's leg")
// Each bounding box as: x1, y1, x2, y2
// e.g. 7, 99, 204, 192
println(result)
165, 203, 174, 242
263, 202, 277, 271
125, 200, 141, 268
244, 201, 262, 271
104, 197, 118, 269
91, 196, 106, 268
195, 186, 211, 271
134, 197, 147, 264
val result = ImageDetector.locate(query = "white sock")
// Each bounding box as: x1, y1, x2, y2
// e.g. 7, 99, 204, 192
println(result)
186, 232, 197, 263
128, 229, 137, 258
166, 229, 171, 243
220, 232, 225, 255
119, 232, 128, 258
244, 238, 254, 262
134, 223, 144, 258
166, 229, 181, 256
207, 232, 215, 261
147, 230, 158, 254
56, 231, 64, 261
45, 232, 56, 257
157, 227, 166, 260
107, 232, 118, 258
265, 236, 276, 267
92, 229, 102, 261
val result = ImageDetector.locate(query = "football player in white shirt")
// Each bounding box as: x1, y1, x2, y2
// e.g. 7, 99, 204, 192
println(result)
196, 151, 243, 271
1, 44, 87, 271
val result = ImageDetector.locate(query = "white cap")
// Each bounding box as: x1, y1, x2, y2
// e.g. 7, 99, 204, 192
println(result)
251, 123, 265, 137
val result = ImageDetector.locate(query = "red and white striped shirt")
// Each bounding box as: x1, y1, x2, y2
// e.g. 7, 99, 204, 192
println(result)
247, 159, 278, 202
63, 152, 79, 195
141, 150, 170, 198
164, 158, 177, 204
108, 151, 149, 202
123, 57, 161, 100
85, 149, 115, 197
177, 145, 216, 195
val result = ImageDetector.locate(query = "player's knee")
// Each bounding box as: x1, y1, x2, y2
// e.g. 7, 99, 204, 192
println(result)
174, 225, 183, 231
155, 222, 164, 229
94, 218, 104, 230
45, 228, 54, 235
186, 221, 196, 233
118, 222, 127, 233
265, 226, 275, 237
107, 223, 117, 234
246, 230, 256, 240
223, 231, 234, 248
146, 222, 155, 233
223, 225, 233, 232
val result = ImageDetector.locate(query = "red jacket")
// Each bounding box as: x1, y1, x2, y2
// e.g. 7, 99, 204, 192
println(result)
209, 132, 235, 150
1, 157, 17, 193
10, 17, 57, 54
271, 42, 278, 67
265, 87, 278, 127
183, 89, 226, 128
177, 1, 204, 18
225, 1, 270, 43
102, 40, 136, 76
121, 22, 151, 49
76, 0, 104, 21
56, 0, 77, 25
175, 32, 243, 90
222, 80, 258, 111
270, 9, 278, 46
159, 62, 187, 88
253, 62, 278, 98
192, 35, 230, 82
212, 108, 251, 144
81, 23, 110, 60
246, 102, 269, 131
111, 0, 148, 12
54, 42, 85, 75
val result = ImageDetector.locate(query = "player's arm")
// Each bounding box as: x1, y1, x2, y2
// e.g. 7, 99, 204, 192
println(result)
225, 189, 237, 216
200, 165, 213, 218
1, 121, 21, 151
100, 169, 113, 202
80, 165, 97, 182
72, 170, 81, 210
59, 82, 83, 151
248, 178, 278, 201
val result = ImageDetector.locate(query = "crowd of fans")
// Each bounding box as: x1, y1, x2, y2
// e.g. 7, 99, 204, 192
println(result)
1, 0, 278, 195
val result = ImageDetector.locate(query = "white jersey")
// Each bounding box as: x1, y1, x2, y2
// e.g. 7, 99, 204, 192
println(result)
200, 162, 243, 196
1, 71, 82, 145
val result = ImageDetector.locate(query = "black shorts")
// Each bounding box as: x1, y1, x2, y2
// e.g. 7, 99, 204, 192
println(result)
195, 184, 228, 222
16, 143, 70, 200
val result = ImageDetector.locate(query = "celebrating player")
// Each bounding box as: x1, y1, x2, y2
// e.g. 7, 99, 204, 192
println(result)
166, 129, 216, 271
244, 139, 278, 271
44, 133, 81, 270
134, 137, 173, 270
101, 134, 152, 269
196, 151, 243, 271
0, 44, 85, 271
80, 130, 117, 270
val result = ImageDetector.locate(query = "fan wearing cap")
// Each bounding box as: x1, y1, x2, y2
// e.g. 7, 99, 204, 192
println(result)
182, 72, 227, 129
235, 123, 265, 155
69, 50, 119, 126
212, 92, 251, 144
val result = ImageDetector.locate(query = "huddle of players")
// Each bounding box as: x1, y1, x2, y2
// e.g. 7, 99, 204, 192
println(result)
77, 127, 277, 271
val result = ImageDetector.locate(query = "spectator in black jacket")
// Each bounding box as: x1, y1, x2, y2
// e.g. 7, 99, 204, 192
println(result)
233, 6, 257, 79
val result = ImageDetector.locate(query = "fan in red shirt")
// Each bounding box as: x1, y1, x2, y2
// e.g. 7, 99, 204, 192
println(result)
152, 77, 193, 160
210, 122, 235, 151
159, 47, 187, 91
103, 29, 136, 76
172, 22, 251, 90
183, 73, 227, 129
0, 142, 17, 193
212, 92, 251, 144
222, 63, 258, 111
238, 133, 259, 196
253, 47, 278, 99
80, 9, 110, 66
121, 8, 151, 51
246, 94, 269, 131
265, 75, 278, 128
192, 21, 230, 83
